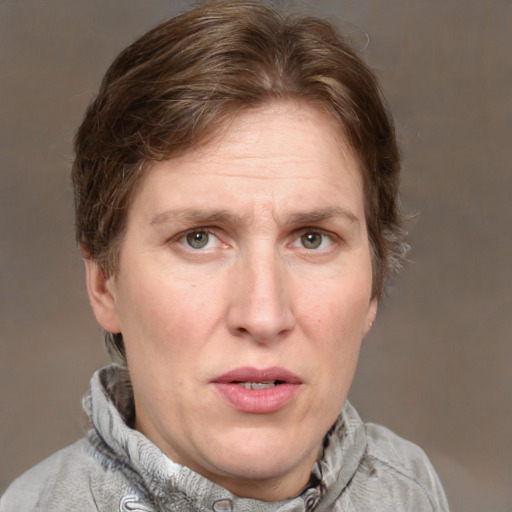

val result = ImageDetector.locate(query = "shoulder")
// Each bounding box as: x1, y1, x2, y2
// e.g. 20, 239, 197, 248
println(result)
360, 422, 449, 511
0, 438, 126, 512
364, 422, 440, 483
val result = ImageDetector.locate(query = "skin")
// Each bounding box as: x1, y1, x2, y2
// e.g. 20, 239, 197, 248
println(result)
85, 101, 377, 501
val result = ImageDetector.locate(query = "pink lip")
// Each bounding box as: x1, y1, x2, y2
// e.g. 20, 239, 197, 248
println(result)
211, 367, 302, 414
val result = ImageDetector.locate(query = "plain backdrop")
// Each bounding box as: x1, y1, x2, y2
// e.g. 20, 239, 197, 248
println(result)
1, 1, 511, 510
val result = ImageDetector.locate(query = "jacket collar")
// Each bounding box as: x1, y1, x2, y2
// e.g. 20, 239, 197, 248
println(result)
83, 364, 367, 512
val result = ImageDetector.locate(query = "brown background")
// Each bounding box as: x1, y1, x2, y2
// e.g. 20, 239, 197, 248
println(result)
1, 1, 510, 510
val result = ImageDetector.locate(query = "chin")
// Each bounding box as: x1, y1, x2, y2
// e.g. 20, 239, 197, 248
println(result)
203, 428, 318, 481
205, 456, 305, 497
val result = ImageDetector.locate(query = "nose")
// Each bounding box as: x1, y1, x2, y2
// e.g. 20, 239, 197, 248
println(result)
227, 248, 296, 344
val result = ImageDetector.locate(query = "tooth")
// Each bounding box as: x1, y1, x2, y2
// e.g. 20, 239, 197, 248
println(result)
238, 381, 276, 390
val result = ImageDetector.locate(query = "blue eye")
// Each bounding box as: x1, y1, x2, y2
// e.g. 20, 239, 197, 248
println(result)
185, 230, 210, 249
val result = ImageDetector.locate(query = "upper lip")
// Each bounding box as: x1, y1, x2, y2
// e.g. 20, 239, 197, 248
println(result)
212, 366, 302, 384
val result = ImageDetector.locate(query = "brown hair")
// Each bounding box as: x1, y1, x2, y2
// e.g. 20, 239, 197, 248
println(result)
72, 0, 407, 357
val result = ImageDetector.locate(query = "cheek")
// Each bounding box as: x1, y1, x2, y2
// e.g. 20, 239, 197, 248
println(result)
116, 268, 223, 355
299, 279, 371, 338
297, 278, 370, 386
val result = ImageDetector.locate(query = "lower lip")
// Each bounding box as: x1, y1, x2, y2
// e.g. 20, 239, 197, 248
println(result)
212, 383, 301, 414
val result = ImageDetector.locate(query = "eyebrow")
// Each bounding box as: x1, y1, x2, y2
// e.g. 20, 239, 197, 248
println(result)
150, 205, 360, 228
150, 208, 243, 226
283, 206, 359, 226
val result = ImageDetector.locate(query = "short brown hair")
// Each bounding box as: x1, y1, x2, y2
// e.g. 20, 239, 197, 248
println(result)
73, 0, 407, 357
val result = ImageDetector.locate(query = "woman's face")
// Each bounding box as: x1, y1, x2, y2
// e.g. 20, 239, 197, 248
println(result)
86, 101, 377, 501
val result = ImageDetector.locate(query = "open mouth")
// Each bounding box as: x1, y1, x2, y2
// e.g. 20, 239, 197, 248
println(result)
212, 368, 301, 413
213, 367, 301, 387
234, 380, 285, 390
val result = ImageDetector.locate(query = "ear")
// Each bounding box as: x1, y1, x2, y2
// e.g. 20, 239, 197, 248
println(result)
362, 298, 378, 338
83, 254, 121, 334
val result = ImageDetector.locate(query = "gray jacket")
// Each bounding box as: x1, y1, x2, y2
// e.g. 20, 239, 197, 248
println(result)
1, 365, 449, 511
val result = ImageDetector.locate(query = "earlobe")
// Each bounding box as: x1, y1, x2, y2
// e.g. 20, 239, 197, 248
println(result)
83, 256, 121, 334
362, 298, 378, 337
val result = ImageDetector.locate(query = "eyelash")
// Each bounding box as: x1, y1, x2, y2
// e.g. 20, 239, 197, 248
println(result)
292, 229, 336, 251
176, 228, 221, 251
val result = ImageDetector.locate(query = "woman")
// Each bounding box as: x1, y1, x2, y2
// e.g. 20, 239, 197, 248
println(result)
1, 1, 448, 510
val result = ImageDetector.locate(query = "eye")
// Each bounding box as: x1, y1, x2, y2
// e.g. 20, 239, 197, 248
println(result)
301, 232, 323, 249
182, 229, 218, 250
292, 230, 334, 251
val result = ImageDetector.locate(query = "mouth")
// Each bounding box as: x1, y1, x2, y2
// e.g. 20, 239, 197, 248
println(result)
235, 380, 285, 390
213, 366, 302, 386
211, 367, 302, 414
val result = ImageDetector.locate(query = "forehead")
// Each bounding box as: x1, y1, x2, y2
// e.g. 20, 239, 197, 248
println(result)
189, 101, 355, 176
129, 101, 364, 223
